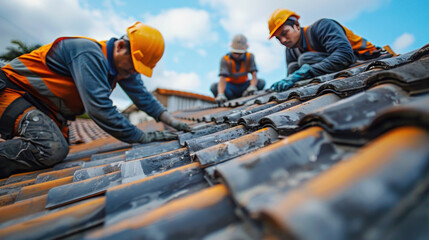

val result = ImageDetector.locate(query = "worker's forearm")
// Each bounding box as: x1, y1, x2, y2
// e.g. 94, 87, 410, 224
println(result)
159, 111, 174, 125
218, 77, 226, 94
250, 72, 257, 86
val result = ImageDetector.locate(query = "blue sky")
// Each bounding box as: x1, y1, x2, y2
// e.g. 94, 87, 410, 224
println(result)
1, 0, 428, 109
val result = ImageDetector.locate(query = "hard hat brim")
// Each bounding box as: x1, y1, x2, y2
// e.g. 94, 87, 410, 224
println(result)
230, 48, 247, 54
133, 60, 153, 78
269, 27, 280, 39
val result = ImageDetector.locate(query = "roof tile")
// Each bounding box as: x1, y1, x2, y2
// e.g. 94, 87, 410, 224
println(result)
195, 127, 279, 167
257, 126, 429, 240
45, 172, 120, 209
260, 93, 341, 134
0, 197, 105, 240
88, 185, 237, 240
215, 127, 354, 214
238, 99, 301, 128
105, 163, 206, 225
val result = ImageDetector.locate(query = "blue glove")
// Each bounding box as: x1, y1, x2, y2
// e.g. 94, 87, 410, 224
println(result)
270, 64, 313, 92
288, 64, 313, 82
270, 78, 295, 92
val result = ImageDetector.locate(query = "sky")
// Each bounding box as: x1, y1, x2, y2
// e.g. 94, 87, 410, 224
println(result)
1, 0, 428, 110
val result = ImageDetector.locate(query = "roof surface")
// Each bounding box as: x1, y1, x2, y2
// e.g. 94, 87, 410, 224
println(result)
69, 119, 110, 145
0, 44, 429, 240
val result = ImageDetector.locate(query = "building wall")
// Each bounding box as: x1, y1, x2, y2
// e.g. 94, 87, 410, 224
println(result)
166, 96, 213, 112
152, 93, 168, 107
125, 95, 214, 124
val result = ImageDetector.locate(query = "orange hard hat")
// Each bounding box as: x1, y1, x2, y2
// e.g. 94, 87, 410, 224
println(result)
268, 9, 300, 39
126, 22, 165, 78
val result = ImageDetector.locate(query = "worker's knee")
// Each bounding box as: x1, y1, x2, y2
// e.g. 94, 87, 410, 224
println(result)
287, 62, 300, 75
18, 109, 69, 166
210, 83, 219, 97
256, 79, 265, 90
40, 139, 69, 166
298, 52, 330, 66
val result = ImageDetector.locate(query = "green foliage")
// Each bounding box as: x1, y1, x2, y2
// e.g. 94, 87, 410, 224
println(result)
0, 40, 42, 61
77, 112, 91, 119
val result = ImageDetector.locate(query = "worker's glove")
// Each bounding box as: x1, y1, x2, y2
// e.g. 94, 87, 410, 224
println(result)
137, 131, 178, 143
170, 119, 191, 132
242, 85, 257, 97
215, 94, 228, 104
288, 64, 313, 82
271, 64, 313, 92
270, 78, 295, 92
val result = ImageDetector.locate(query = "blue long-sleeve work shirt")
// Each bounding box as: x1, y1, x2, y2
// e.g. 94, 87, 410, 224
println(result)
286, 18, 356, 77
45, 37, 166, 143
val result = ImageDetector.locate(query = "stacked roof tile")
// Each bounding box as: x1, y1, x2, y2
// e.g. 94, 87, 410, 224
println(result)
69, 119, 111, 145
0, 44, 429, 240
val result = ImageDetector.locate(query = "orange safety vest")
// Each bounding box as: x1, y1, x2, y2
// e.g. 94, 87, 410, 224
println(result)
303, 21, 378, 56
223, 52, 251, 84
1, 37, 109, 139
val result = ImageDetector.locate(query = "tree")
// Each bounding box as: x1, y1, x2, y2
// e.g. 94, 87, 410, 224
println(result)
0, 40, 42, 61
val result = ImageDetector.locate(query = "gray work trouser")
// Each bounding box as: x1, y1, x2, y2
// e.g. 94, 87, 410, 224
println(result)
210, 79, 265, 99
0, 109, 69, 178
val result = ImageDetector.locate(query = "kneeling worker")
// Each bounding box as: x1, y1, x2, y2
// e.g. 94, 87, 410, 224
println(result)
0, 22, 190, 178
211, 34, 265, 103
268, 9, 386, 92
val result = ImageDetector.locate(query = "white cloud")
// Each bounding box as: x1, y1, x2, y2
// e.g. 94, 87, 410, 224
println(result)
110, 68, 204, 110
144, 8, 218, 48
146, 67, 202, 93
200, 0, 387, 74
196, 49, 207, 57
0, 0, 136, 53
206, 70, 219, 84
201, 0, 387, 32
393, 33, 415, 53
250, 41, 284, 74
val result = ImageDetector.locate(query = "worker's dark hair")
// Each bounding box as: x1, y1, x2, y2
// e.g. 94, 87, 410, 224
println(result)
284, 19, 297, 27
119, 35, 131, 54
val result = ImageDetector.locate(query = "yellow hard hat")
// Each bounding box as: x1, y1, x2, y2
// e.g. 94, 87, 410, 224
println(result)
268, 9, 300, 39
126, 22, 165, 78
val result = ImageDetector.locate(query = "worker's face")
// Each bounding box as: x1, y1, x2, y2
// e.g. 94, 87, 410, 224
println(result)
273, 23, 301, 48
113, 40, 137, 78
231, 52, 244, 60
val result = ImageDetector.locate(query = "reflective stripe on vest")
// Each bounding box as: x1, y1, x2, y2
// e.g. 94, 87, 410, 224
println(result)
1, 37, 105, 120
224, 52, 251, 84
303, 22, 377, 55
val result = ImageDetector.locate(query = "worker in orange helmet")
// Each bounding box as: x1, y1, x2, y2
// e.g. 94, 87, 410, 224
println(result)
0, 22, 190, 178
268, 9, 386, 92
211, 34, 265, 104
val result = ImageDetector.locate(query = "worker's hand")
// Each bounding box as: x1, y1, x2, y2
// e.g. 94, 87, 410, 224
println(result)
270, 78, 295, 92
170, 119, 191, 132
215, 94, 228, 104
270, 64, 313, 92
137, 131, 178, 143
242, 85, 257, 97
288, 64, 313, 82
